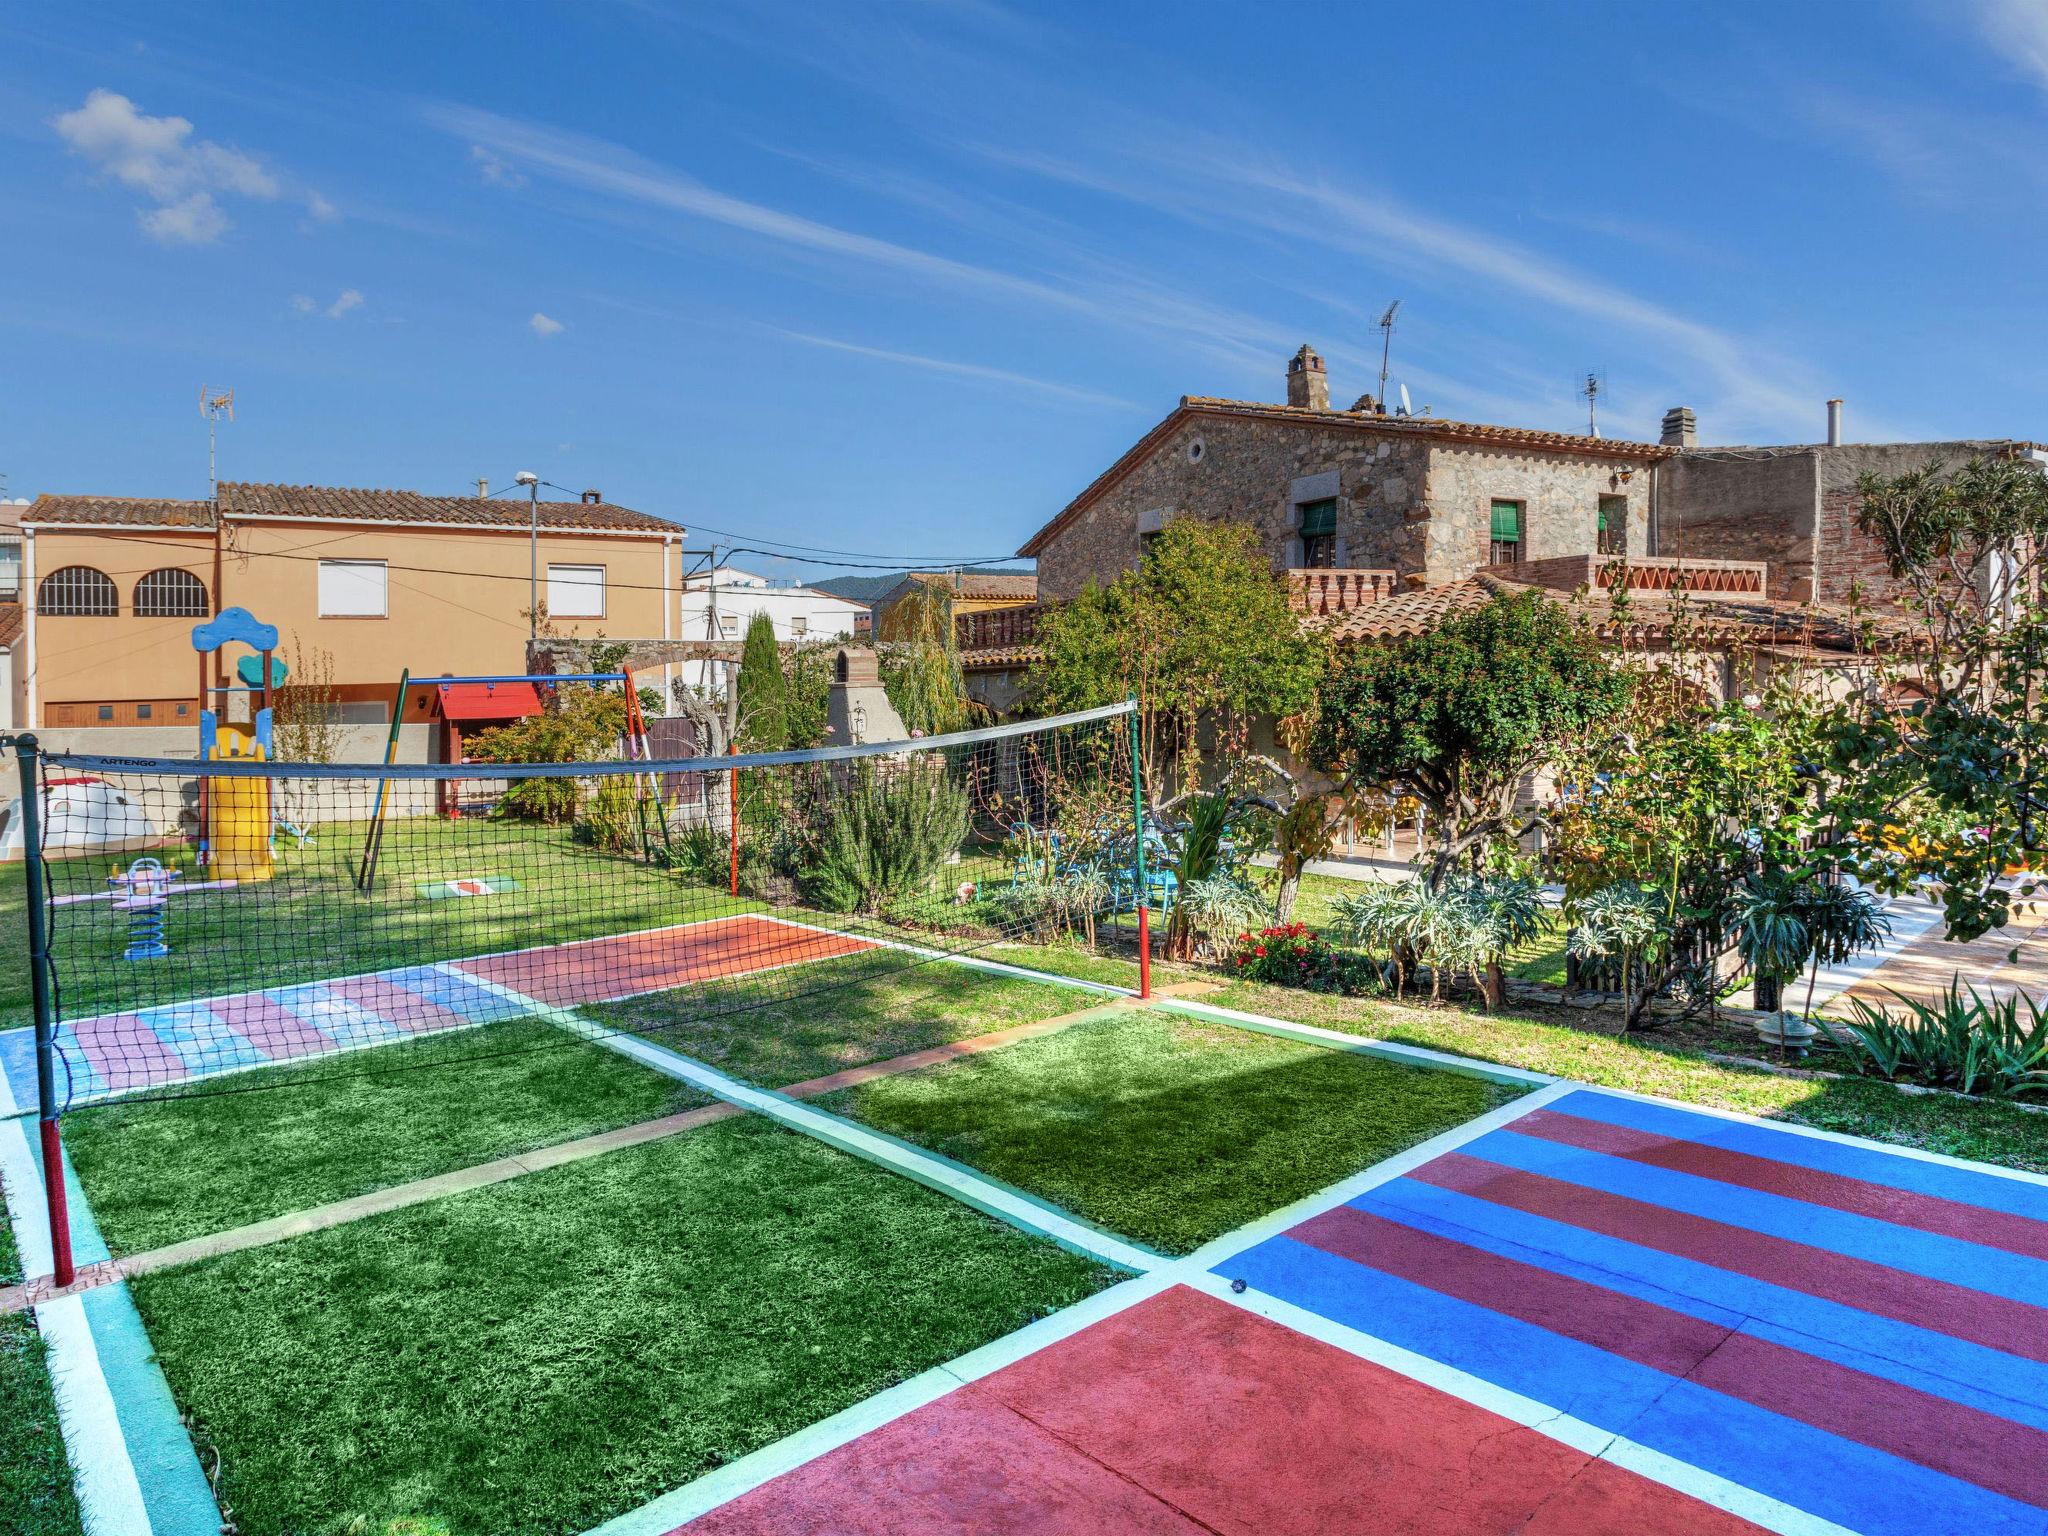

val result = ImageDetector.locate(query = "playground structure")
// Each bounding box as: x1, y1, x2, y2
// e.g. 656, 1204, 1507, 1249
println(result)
354, 668, 670, 892
107, 856, 181, 960
190, 607, 280, 883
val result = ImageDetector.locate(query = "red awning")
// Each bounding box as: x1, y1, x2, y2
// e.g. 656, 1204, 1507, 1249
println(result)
437, 682, 544, 722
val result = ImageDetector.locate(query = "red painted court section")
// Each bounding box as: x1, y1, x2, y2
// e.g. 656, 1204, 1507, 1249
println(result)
681, 1286, 1764, 1535
453, 915, 876, 1007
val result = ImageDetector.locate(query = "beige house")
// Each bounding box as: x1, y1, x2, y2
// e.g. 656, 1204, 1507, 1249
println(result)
20, 482, 685, 729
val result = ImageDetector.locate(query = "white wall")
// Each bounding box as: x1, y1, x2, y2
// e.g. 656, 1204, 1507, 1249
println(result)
678, 566, 866, 691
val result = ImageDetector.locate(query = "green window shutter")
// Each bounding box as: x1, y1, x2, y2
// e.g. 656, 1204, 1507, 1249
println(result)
1299, 498, 1338, 538
1490, 501, 1521, 541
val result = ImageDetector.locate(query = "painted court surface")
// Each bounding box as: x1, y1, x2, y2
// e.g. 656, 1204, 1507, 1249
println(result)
682, 1087, 2048, 1536
0, 913, 874, 1103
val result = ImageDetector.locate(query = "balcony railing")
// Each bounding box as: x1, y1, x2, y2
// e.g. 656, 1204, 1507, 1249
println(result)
955, 604, 1040, 650
1286, 568, 1401, 616
1498, 553, 1768, 599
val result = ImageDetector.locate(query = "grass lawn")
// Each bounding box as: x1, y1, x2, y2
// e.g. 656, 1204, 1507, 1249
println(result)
820, 1009, 1518, 1254
0, 1165, 84, 1536
66, 1017, 711, 1255
130, 1116, 1119, 1536
583, 950, 1102, 1088
0, 817, 761, 1031
1206, 978, 2048, 1175
1506, 909, 1569, 985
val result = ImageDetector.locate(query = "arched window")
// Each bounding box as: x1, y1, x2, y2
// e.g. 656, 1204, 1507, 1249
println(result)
134, 568, 210, 618
38, 566, 118, 617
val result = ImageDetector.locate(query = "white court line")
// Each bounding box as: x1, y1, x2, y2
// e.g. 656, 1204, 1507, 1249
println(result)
444, 966, 1163, 1275
35, 1293, 154, 1536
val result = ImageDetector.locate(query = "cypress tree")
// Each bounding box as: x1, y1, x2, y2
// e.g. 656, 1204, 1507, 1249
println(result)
734, 611, 789, 750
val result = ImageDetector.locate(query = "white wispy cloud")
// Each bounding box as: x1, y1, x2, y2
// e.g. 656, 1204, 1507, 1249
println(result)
470, 144, 527, 188
1972, 0, 2048, 90
292, 288, 365, 319
52, 88, 280, 245
768, 327, 1134, 407
530, 311, 565, 337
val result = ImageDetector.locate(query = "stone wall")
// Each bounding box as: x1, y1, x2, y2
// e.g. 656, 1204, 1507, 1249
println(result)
1651, 450, 1820, 601
1812, 441, 2014, 606
1421, 444, 1649, 586
1033, 409, 1656, 601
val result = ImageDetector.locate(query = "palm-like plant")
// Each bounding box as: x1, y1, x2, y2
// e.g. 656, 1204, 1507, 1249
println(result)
1567, 881, 1672, 1026
1178, 874, 1271, 958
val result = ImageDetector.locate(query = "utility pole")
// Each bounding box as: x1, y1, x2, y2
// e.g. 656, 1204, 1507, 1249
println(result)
516, 471, 540, 643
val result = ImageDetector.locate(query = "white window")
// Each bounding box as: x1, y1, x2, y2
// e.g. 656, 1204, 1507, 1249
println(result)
546, 563, 605, 619
317, 559, 388, 618
791, 615, 809, 636
717, 614, 739, 638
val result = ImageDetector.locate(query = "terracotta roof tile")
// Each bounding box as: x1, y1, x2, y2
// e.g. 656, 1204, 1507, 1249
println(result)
959, 643, 1043, 669
909, 571, 1038, 601
26, 496, 217, 529
218, 482, 676, 534
0, 604, 20, 649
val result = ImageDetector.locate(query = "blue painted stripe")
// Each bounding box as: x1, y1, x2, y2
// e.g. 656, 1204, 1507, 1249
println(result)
81, 1281, 223, 1534
1469, 1127, 2048, 1306
50, 1034, 108, 1102
385, 965, 531, 1022
1223, 1234, 2048, 1535
1, 1027, 43, 1109
136, 1003, 270, 1077
1359, 1177, 2048, 1429
1549, 1089, 2048, 1224
264, 985, 410, 1050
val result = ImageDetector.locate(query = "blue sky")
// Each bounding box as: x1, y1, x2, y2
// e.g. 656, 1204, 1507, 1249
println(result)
4, 0, 2046, 581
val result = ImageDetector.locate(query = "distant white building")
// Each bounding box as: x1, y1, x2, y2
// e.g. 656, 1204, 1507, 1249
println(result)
678, 565, 869, 690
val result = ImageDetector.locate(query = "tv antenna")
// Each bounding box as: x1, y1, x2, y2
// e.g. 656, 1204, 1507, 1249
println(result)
1375, 300, 1401, 416
200, 387, 235, 492
1582, 371, 1605, 438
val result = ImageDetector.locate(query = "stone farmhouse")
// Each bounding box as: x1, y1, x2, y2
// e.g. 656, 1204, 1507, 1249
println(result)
960, 346, 2043, 715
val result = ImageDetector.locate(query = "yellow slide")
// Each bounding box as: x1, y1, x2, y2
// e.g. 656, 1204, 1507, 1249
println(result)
207, 728, 276, 883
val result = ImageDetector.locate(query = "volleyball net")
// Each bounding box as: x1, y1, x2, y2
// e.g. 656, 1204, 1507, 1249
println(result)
4, 700, 1146, 1121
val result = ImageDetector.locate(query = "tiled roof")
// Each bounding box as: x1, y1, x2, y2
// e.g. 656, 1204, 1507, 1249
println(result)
907, 571, 1039, 601
25, 485, 677, 534
1019, 397, 1672, 557
959, 644, 1043, 669
219, 483, 676, 534
25, 496, 217, 529
0, 605, 21, 649
1317, 572, 1911, 656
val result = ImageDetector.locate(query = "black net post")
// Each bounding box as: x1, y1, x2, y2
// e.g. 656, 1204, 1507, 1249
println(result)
11, 734, 74, 1287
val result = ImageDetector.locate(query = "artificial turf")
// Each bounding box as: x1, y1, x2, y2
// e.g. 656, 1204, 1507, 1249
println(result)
0, 1166, 84, 1536
129, 1116, 1120, 1536
65, 1016, 711, 1255
583, 950, 1104, 1088
820, 1008, 1517, 1254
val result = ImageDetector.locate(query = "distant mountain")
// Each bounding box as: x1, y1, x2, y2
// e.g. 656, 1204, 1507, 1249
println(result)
811, 566, 1035, 604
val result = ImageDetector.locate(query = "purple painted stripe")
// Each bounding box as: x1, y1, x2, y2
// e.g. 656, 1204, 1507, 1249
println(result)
211, 992, 336, 1060
1520, 1108, 2048, 1262
68, 1013, 186, 1092
1410, 1151, 2048, 1365
1293, 1205, 2048, 1510
323, 975, 472, 1036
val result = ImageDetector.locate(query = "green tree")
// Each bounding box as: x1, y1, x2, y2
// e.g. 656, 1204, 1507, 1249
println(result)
1827, 454, 2048, 938
734, 611, 789, 750
879, 581, 970, 736
1031, 517, 1324, 802
1314, 590, 1634, 885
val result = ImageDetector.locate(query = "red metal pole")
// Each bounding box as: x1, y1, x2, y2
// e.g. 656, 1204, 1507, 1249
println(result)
728, 742, 740, 897
1138, 903, 1152, 1000
39, 1119, 73, 1288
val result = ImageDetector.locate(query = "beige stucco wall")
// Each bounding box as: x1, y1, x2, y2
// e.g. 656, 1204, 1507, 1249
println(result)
29, 520, 677, 724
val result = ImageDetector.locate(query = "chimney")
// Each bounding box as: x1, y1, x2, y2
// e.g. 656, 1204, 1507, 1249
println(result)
581, 488, 603, 504
1660, 406, 1697, 449
1287, 345, 1329, 411
1826, 399, 1843, 447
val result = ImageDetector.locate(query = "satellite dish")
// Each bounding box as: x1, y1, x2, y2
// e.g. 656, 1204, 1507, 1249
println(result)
1397, 383, 1412, 417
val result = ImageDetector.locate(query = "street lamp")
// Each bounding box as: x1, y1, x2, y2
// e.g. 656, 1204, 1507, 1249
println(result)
515, 471, 540, 642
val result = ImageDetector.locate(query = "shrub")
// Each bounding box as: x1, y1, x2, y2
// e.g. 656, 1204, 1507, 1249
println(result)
801, 760, 971, 913
573, 777, 641, 853
1177, 873, 1269, 957
1837, 982, 2048, 1100
1228, 923, 1380, 995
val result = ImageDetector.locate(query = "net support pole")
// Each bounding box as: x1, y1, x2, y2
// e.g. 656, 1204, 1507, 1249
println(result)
12, 735, 74, 1287
1127, 697, 1150, 1000
728, 741, 740, 898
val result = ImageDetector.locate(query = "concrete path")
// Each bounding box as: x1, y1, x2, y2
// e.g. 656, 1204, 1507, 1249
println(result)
1837, 901, 2048, 1013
